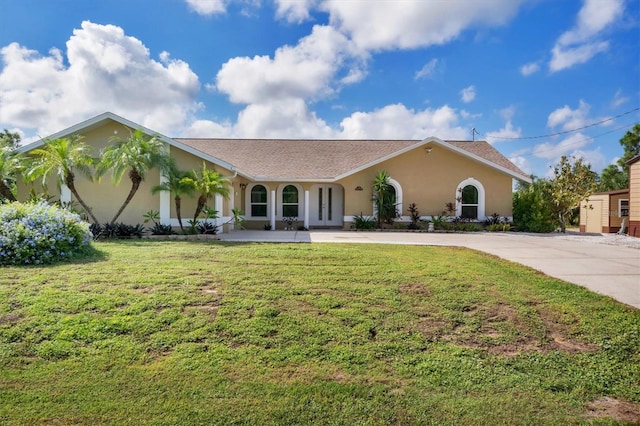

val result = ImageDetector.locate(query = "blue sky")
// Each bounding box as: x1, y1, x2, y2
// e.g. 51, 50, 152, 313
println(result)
0, 0, 638, 178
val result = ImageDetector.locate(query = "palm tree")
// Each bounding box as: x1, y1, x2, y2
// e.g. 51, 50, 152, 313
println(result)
26, 136, 100, 224
0, 147, 22, 202
98, 129, 171, 224
372, 170, 392, 227
182, 162, 231, 221
151, 164, 194, 233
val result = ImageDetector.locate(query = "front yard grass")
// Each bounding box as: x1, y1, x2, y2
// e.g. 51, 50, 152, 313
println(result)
0, 241, 638, 425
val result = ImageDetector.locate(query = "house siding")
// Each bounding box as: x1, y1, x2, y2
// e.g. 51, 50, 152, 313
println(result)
629, 159, 640, 237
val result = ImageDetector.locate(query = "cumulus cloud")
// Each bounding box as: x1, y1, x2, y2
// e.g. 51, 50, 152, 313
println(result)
338, 104, 468, 140
486, 121, 522, 142
549, 0, 624, 72
520, 61, 540, 76
415, 58, 439, 80
0, 21, 200, 137
460, 85, 476, 103
509, 155, 531, 174
215, 25, 366, 104
547, 100, 591, 130
274, 0, 318, 23
532, 132, 592, 160
323, 0, 524, 50
185, 0, 227, 16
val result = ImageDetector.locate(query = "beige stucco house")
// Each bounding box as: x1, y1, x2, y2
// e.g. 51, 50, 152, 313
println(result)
17, 112, 531, 231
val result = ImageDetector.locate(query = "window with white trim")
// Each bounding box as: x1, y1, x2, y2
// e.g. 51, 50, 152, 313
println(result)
460, 185, 479, 219
282, 185, 299, 217
250, 185, 268, 217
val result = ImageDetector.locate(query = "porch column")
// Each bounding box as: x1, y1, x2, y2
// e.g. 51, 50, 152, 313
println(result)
159, 173, 170, 226
60, 184, 71, 204
304, 190, 310, 229
159, 145, 171, 225
228, 187, 236, 231
215, 194, 223, 234
270, 190, 276, 231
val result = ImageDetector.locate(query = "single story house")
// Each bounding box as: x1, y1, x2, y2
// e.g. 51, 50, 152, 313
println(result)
17, 112, 531, 231
579, 189, 629, 234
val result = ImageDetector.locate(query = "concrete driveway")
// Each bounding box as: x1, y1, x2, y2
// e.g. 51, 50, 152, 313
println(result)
218, 230, 640, 309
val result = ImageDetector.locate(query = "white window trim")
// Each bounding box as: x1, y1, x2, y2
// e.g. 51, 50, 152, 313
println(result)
277, 183, 304, 220
456, 178, 485, 220
372, 177, 403, 217
245, 183, 270, 219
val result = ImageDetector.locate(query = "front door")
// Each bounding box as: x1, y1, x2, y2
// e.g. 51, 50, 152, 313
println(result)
309, 184, 344, 227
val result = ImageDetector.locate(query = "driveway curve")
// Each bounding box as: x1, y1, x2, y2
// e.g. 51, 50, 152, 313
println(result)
218, 230, 640, 309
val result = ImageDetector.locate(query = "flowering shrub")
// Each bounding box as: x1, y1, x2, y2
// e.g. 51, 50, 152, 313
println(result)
0, 201, 93, 266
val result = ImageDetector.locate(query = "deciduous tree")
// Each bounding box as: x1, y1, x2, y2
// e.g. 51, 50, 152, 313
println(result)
549, 155, 597, 233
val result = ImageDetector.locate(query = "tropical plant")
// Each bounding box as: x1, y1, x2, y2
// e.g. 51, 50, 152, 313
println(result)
372, 170, 397, 227
25, 136, 100, 224
0, 129, 21, 150
407, 203, 421, 230
0, 201, 93, 265
0, 147, 22, 202
181, 162, 231, 221
97, 128, 171, 224
353, 213, 375, 230
151, 165, 194, 233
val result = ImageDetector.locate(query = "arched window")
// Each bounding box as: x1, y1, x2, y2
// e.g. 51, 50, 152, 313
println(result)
460, 185, 478, 219
250, 185, 268, 217
456, 178, 485, 220
282, 185, 299, 217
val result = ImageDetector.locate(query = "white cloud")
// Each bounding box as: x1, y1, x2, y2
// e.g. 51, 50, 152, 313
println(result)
185, 0, 227, 16
486, 121, 522, 142
0, 21, 200, 137
235, 99, 335, 138
532, 132, 592, 160
274, 0, 318, 23
460, 85, 476, 103
338, 103, 468, 140
509, 155, 531, 174
415, 58, 439, 80
215, 25, 366, 105
571, 148, 606, 172
610, 89, 629, 108
323, 0, 524, 50
520, 61, 540, 76
547, 100, 591, 130
549, 0, 624, 72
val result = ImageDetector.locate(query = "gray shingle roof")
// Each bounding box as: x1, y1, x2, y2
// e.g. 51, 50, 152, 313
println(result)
174, 138, 528, 181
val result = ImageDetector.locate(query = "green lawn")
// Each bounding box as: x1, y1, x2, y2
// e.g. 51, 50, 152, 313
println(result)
1, 241, 638, 425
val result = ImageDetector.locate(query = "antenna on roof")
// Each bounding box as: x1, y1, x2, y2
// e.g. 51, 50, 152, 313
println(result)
471, 128, 479, 141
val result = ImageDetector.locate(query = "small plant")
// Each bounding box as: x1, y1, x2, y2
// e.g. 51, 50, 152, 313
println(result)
353, 213, 375, 230
149, 223, 175, 235
89, 222, 103, 239
264, 224, 272, 231
143, 209, 161, 225
196, 221, 218, 234
407, 203, 421, 230
0, 201, 93, 265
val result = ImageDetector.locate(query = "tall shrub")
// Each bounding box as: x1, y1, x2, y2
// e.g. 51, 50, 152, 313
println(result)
512, 179, 556, 233
0, 202, 93, 265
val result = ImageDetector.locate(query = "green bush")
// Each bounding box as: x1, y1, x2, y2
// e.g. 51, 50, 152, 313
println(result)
0, 201, 93, 265
353, 214, 375, 230
513, 181, 556, 233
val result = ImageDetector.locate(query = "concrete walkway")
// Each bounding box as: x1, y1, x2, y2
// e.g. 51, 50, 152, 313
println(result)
218, 230, 640, 309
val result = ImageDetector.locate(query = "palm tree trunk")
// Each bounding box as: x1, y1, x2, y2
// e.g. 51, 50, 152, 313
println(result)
193, 195, 207, 221
0, 181, 17, 202
175, 195, 184, 233
65, 176, 100, 224
110, 169, 142, 224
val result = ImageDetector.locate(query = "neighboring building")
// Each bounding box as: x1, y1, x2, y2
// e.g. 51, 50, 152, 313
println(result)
627, 155, 640, 237
579, 189, 629, 234
17, 112, 531, 231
